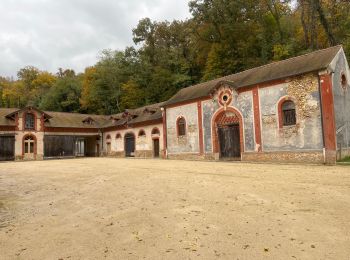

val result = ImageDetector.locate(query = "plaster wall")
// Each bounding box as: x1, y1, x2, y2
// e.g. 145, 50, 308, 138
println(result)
331, 49, 350, 158
103, 124, 163, 157
166, 103, 199, 154
259, 74, 323, 151
202, 90, 255, 153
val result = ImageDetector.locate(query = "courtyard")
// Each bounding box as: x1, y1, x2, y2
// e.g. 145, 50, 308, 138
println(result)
0, 158, 349, 260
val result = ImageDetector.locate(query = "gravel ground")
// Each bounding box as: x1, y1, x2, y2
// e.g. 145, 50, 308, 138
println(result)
0, 158, 349, 260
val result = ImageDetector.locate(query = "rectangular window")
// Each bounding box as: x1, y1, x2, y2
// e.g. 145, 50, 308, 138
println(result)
25, 114, 35, 130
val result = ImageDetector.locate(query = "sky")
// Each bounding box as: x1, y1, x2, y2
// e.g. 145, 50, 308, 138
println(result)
0, 0, 191, 77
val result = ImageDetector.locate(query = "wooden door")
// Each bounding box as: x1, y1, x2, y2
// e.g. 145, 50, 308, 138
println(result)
96, 144, 100, 157
0, 136, 15, 161
153, 139, 160, 158
125, 133, 135, 157
218, 124, 240, 158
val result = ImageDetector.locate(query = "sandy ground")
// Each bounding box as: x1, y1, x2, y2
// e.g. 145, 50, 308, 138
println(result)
0, 158, 350, 260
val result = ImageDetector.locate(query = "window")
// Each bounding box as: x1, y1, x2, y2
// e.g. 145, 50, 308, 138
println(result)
106, 135, 111, 140
24, 136, 35, 154
341, 74, 347, 90
282, 100, 296, 126
177, 117, 186, 136
138, 130, 146, 137
25, 113, 35, 130
116, 133, 122, 139
152, 128, 160, 135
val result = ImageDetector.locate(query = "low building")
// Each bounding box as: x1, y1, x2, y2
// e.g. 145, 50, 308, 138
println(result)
162, 45, 350, 164
0, 46, 349, 164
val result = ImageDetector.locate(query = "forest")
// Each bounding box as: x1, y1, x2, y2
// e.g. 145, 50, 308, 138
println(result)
0, 0, 349, 115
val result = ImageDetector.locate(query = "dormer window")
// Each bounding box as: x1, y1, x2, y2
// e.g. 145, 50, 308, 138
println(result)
83, 117, 94, 125
25, 113, 35, 130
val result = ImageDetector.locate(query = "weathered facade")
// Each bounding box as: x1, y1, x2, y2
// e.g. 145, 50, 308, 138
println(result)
0, 46, 349, 164
162, 46, 350, 164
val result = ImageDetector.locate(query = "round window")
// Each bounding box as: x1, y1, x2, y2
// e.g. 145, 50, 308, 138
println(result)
223, 95, 228, 102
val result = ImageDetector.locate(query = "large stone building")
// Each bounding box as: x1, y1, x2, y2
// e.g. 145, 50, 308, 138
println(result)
1, 46, 349, 164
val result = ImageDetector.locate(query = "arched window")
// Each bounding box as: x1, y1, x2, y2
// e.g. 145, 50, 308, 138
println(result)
177, 117, 186, 136
24, 135, 35, 154
138, 130, 146, 137
116, 133, 122, 139
25, 113, 35, 130
282, 100, 296, 126
151, 128, 160, 135
106, 134, 111, 140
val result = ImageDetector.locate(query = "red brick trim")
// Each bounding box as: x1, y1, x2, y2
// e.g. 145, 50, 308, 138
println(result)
22, 134, 37, 157
44, 127, 99, 133
252, 87, 262, 152
15, 113, 19, 131
197, 101, 204, 155
176, 116, 187, 137
319, 74, 336, 151
211, 107, 244, 156
0, 126, 16, 131
162, 109, 167, 158
277, 96, 297, 129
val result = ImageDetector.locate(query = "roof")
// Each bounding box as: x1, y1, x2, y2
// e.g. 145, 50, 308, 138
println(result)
0, 108, 17, 126
0, 102, 164, 129
163, 45, 343, 107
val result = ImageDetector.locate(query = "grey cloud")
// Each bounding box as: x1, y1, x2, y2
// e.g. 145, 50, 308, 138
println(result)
0, 0, 190, 77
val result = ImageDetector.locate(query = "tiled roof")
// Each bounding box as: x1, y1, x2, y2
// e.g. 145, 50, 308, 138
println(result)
163, 45, 343, 107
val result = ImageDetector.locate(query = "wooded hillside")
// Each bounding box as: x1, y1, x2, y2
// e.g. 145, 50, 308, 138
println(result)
1, 0, 349, 114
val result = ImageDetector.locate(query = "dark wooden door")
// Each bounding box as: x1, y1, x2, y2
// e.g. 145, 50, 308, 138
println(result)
125, 133, 135, 157
0, 136, 15, 161
218, 124, 240, 158
153, 139, 160, 158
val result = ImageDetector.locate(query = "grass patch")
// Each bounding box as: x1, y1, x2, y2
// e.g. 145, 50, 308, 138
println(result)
337, 156, 350, 163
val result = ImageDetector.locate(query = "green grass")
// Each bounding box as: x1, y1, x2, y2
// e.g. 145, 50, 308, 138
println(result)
337, 156, 350, 163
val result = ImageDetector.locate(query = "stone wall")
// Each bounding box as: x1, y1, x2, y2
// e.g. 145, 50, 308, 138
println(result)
242, 151, 324, 164
259, 74, 323, 151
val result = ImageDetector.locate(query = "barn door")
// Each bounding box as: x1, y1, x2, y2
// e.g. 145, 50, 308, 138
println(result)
218, 124, 240, 158
153, 139, 159, 158
125, 133, 135, 157
0, 136, 15, 161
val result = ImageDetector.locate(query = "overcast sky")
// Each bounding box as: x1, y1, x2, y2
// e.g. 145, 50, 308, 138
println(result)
0, 0, 191, 77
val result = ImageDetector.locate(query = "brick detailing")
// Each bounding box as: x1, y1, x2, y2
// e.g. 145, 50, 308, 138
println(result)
319, 74, 336, 164
252, 87, 262, 151
162, 108, 167, 158
197, 101, 204, 155
212, 107, 244, 154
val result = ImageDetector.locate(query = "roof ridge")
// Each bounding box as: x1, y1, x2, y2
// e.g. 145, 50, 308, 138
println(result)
177, 45, 343, 93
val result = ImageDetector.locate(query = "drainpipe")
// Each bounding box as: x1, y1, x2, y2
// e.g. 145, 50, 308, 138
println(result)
318, 73, 326, 164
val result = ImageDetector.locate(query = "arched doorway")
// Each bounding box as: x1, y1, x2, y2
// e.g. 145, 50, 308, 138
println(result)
124, 132, 135, 157
23, 135, 36, 160
212, 108, 244, 159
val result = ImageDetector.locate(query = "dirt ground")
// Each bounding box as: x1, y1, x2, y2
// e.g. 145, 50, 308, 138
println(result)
0, 158, 349, 260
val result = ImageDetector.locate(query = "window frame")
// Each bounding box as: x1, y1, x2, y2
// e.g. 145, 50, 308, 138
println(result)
24, 113, 35, 130
278, 97, 297, 128
177, 117, 186, 137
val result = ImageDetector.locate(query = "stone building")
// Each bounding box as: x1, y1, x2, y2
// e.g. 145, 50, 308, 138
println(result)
0, 46, 349, 164
162, 45, 350, 164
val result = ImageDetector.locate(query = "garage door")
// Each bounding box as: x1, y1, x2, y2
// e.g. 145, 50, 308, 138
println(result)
0, 135, 15, 161
44, 136, 75, 158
